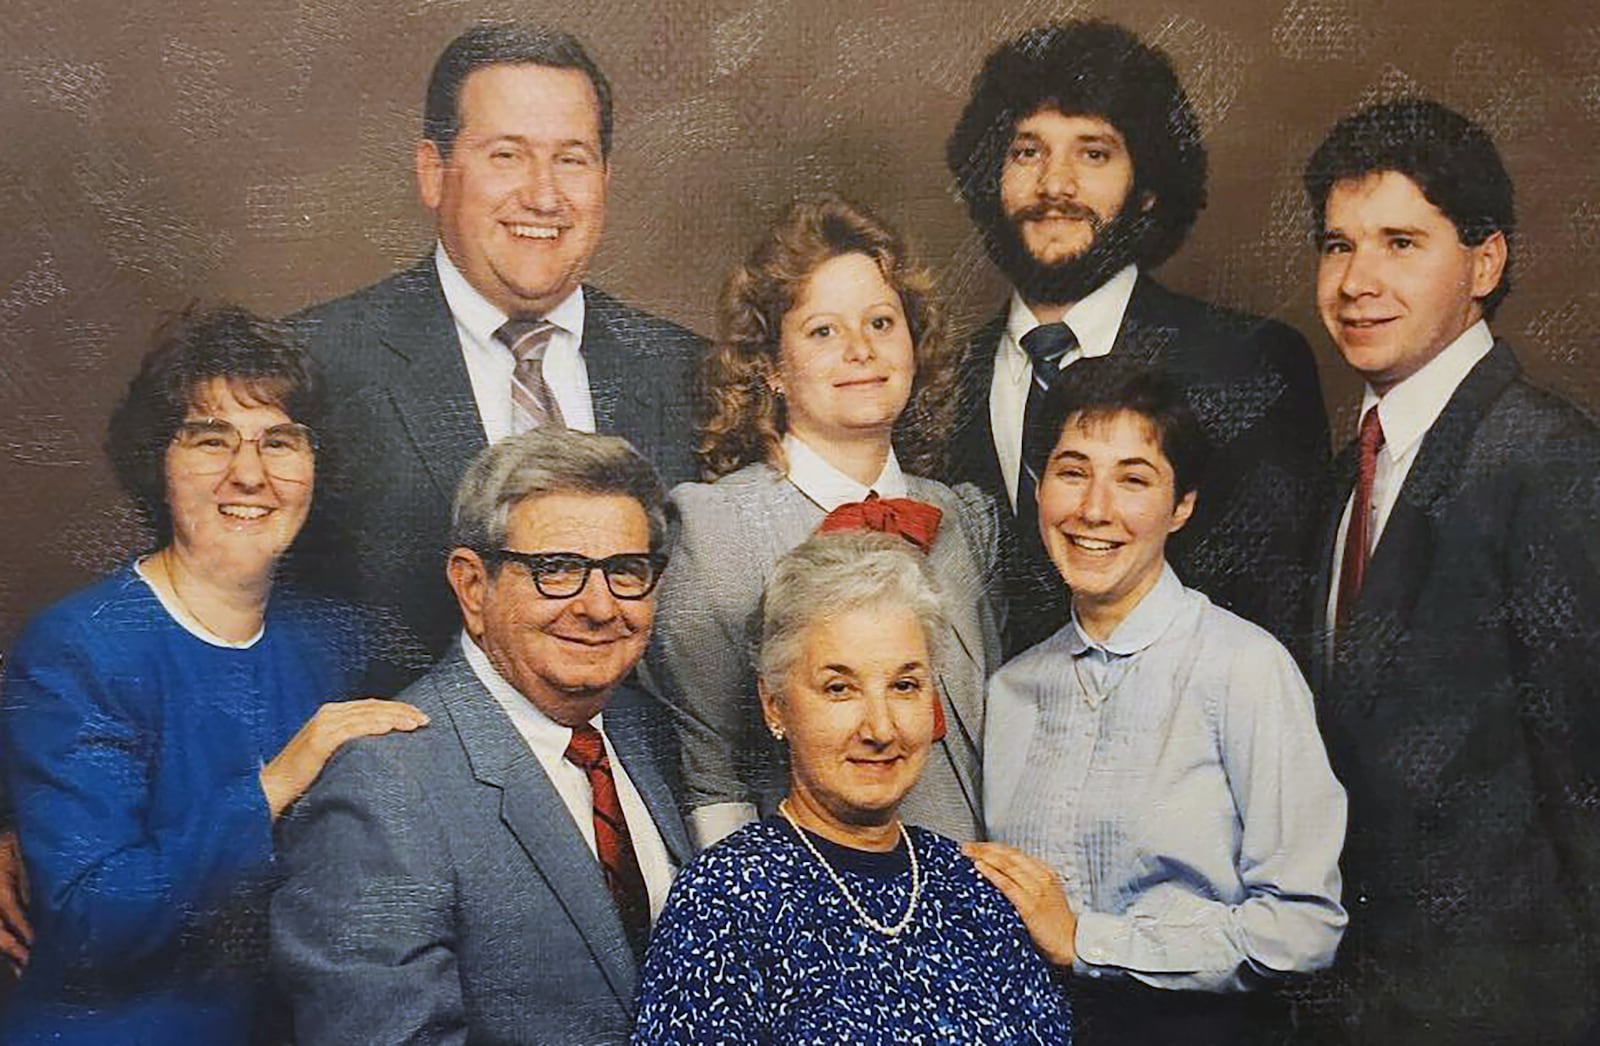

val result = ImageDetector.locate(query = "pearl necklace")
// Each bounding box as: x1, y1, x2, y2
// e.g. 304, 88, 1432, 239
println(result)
778, 800, 921, 938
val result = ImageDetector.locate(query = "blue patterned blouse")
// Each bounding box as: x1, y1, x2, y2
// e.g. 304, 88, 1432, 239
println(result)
632, 817, 1071, 1045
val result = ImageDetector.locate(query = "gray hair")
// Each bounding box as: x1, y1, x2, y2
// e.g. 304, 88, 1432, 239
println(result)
450, 428, 666, 553
756, 531, 950, 696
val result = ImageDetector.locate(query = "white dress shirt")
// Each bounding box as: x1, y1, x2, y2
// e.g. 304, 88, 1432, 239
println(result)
1326, 320, 1496, 628
461, 632, 675, 918
990, 264, 1138, 508
434, 244, 597, 443
781, 433, 908, 509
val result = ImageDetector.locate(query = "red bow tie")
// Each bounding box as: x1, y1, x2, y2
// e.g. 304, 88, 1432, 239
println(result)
814, 492, 948, 741
816, 493, 943, 554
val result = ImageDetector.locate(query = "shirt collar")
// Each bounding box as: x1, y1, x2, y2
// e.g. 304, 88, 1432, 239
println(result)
1361, 320, 1493, 461
433, 242, 586, 346
1001, 263, 1139, 374
1068, 561, 1185, 657
460, 629, 603, 754
781, 433, 907, 511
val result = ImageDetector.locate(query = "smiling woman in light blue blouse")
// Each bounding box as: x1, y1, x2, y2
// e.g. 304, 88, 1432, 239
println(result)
971, 356, 1346, 1046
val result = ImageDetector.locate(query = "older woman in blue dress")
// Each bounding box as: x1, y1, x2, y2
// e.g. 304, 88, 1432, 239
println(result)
647, 196, 999, 847
634, 531, 1068, 1045
0, 307, 427, 1044
969, 357, 1346, 1045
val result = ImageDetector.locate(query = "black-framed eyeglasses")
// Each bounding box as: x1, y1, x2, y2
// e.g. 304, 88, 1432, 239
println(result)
480, 550, 668, 600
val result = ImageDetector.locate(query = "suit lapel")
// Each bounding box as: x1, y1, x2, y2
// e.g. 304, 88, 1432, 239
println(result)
431, 649, 640, 1009
1110, 275, 1179, 366
1333, 342, 1521, 686
371, 260, 487, 500
605, 687, 694, 868
954, 311, 1008, 507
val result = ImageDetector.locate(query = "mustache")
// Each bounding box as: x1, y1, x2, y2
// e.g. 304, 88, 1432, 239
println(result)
1012, 201, 1107, 229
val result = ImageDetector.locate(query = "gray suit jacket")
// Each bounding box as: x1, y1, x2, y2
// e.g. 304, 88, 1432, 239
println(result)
271, 647, 694, 1046
643, 463, 1002, 843
288, 260, 704, 688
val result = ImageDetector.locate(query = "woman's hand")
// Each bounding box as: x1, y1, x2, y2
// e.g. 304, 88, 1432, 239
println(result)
964, 841, 1078, 966
261, 699, 430, 820
0, 829, 31, 975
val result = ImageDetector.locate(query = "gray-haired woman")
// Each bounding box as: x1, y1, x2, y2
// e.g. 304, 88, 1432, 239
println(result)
632, 532, 1069, 1046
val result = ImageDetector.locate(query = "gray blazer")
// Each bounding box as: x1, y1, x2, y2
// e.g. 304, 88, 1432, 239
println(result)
644, 463, 1002, 843
288, 260, 704, 688
271, 646, 694, 1046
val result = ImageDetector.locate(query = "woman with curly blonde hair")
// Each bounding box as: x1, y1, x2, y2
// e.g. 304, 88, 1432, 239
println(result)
647, 195, 1001, 848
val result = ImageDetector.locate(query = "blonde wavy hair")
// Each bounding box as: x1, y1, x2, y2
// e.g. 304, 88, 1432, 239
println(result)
697, 195, 961, 480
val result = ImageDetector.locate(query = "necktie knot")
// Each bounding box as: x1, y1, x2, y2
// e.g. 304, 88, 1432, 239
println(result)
1020, 322, 1080, 377
817, 492, 943, 554
1358, 405, 1385, 455
563, 722, 608, 773
495, 319, 565, 431
495, 318, 557, 362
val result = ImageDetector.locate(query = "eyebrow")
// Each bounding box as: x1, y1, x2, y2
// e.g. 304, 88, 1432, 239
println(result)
1322, 223, 1430, 240
1115, 456, 1161, 470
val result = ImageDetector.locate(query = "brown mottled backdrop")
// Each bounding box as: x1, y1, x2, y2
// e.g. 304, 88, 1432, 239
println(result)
1, 0, 1595, 645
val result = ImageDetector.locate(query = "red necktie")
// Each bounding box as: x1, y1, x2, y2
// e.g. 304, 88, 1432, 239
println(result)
817, 492, 943, 553
1336, 406, 1386, 631
563, 723, 651, 962
815, 493, 948, 740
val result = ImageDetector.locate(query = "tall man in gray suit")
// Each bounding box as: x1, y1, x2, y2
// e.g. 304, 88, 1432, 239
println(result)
292, 24, 703, 685
274, 429, 693, 1045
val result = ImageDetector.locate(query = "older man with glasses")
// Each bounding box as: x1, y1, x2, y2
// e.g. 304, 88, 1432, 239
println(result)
272, 427, 692, 1046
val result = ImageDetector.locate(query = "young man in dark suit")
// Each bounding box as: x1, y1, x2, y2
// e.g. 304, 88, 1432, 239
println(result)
1305, 99, 1600, 1044
291, 25, 703, 684
945, 20, 1329, 656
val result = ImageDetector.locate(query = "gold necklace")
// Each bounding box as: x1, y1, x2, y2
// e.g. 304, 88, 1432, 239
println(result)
777, 799, 921, 938
154, 550, 257, 641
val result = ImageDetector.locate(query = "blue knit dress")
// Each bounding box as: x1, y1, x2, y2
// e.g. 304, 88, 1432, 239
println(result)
633, 817, 1071, 1045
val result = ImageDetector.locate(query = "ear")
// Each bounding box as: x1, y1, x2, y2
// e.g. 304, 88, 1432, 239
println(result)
416, 139, 445, 213
1468, 230, 1508, 304
446, 547, 490, 641
757, 677, 784, 734
1169, 489, 1197, 534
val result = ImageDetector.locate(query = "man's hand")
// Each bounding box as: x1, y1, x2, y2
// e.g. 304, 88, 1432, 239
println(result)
261, 700, 429, 820
0, 829, 31, 976
964, 841, 1078, 966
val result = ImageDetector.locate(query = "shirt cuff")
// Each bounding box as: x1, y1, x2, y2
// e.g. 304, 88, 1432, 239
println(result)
1072, 909, 1125, 977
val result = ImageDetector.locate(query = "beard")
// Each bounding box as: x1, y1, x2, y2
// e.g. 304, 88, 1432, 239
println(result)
984, 193, 1155, 306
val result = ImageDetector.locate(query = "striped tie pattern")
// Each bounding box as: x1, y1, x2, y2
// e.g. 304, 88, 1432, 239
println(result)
494, 319, 566, 433
564, 723, 651, 962
1017, 322, 1080, 527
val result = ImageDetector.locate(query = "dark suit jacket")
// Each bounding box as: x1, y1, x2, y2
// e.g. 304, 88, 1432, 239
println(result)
289, 260, 704, 685
271, 648, 695, 1046
1308, 342, 1600, 1044
949, 274, 1330, 656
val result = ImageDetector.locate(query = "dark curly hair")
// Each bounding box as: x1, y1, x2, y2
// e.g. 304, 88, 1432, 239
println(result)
946, 20, 1207, 281
107, 304, 324, 546
698, 196, 959, 480
1304, 98, 1514, 318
